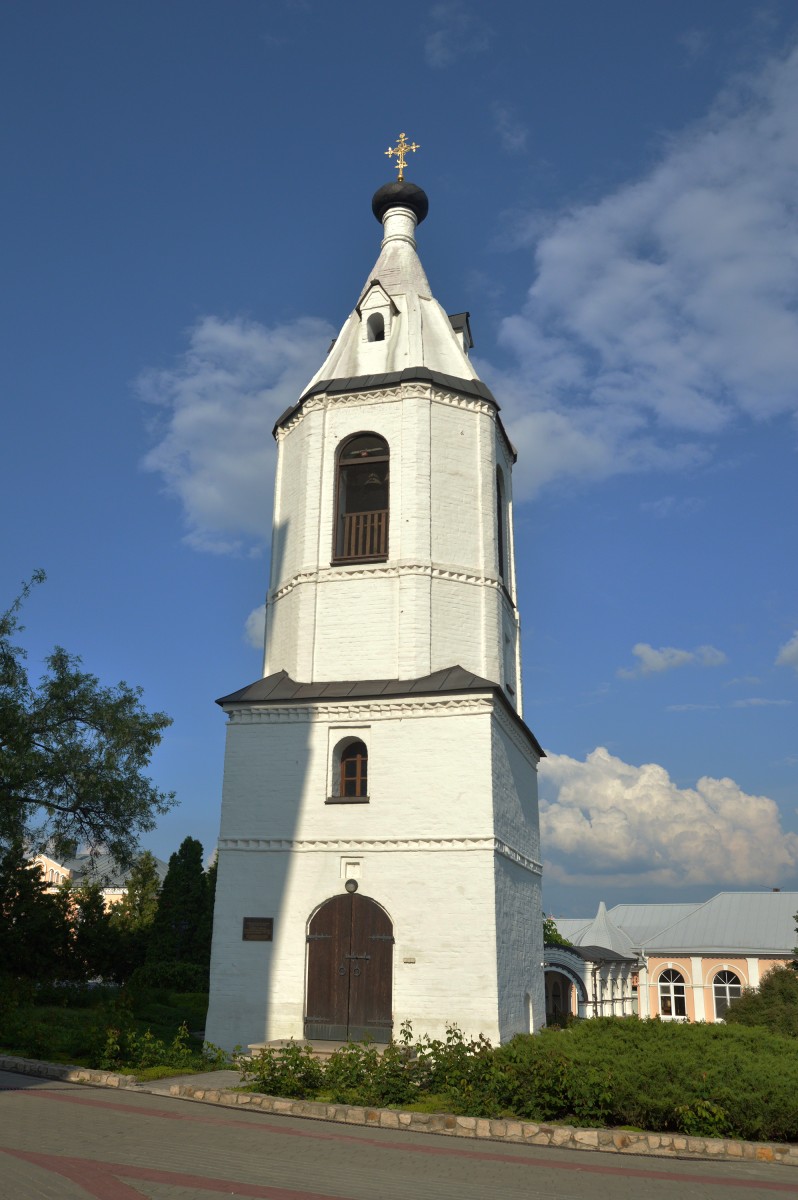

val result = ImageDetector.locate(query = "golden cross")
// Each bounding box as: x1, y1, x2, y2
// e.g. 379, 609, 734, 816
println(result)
385, 132, 420, 182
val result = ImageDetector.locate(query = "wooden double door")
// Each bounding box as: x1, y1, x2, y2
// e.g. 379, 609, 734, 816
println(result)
305, 893, 393, 1042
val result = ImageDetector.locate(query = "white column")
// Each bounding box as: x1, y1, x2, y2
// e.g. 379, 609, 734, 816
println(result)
691, 956, 706, 1021
747, 957, 760, 988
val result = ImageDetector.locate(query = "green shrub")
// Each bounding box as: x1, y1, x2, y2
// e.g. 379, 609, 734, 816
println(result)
128, 961, 209, 991
239, 1041, 324, 1098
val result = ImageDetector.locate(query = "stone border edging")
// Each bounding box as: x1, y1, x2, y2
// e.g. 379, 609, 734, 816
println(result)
165, 1082, 798, 1168
3, 1054, 797, 1168
0, 1054, 137, 1090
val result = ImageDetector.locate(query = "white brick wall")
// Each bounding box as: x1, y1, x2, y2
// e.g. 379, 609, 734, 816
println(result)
263, 383, 522, 705
205, 695, 544, 1051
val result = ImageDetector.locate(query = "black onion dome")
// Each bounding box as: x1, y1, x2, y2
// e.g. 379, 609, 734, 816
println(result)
372, 181, 429, 225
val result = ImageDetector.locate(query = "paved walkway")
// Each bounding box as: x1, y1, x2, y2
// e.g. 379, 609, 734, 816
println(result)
3, 1068, 796, 1199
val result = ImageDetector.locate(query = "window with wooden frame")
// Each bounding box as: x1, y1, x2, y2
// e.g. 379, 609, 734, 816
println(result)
658, 968, 687, 1018
339, 740, 368, 799
334, 433, 389, 562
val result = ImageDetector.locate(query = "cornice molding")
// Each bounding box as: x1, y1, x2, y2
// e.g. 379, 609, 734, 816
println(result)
226, 695, 495, 724
217, 834, 542, 875
270, 561, 510, 605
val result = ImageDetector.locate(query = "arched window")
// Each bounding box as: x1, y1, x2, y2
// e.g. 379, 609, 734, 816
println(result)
496, 469, 507, 582
367, 312, 385, 342
334, 433, 389, 562
658, 969, 687, 1018
713, 970, 742, 1020
340, 741, 368, 799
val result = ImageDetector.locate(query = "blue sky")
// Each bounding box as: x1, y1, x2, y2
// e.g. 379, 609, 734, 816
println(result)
2, 1, 797, 917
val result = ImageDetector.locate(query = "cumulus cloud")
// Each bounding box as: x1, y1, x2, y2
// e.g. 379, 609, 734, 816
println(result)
492, 43, 798, 499
244, 604, 266, 650
618, 642, 727, 678
139, 315, 334, 554
776, 630, 798, 673
424, 2, 491, 67
539, 746, 798, 887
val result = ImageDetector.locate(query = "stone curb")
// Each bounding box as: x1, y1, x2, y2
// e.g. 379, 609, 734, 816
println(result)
3, 1054, 797, 1168
0, 1054, 137, 1090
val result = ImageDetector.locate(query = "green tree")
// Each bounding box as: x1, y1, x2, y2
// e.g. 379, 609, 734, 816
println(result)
110, 850, 163, 979
0, 572, 176, 866
70, 883, 120, 981
147, 837, 208, 967
724, 966, 798, 1037
0, 841, 72, 982
543, 914, 573, 947
112, 851, 162, 932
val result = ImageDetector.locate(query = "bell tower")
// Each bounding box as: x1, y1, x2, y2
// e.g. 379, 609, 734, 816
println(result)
206, 154, 545, 1051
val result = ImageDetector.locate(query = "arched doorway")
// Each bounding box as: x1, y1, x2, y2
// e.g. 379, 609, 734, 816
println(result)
545, 970, 574, 1025
305, 893, 394, 1042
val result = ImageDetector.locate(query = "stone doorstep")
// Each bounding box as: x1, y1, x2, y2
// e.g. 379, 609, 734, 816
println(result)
2, 1054, 797, 1169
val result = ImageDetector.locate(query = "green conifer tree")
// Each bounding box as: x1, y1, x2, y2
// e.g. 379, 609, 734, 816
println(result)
147, 837, 208, 966
0, 842, 72, 983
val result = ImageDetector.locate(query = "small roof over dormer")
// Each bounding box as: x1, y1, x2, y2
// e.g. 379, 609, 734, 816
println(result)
298, 180, 483, 398
356, 280, 399, 317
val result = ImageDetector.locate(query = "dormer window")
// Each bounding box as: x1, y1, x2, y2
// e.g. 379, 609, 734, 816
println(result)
367, 312, 385, 342
359, 280, 395, 342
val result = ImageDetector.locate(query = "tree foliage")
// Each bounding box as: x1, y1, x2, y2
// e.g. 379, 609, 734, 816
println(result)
543, 915, 573, 947
147, 837, 211, 968
0, 572, 176, 866
0, 841, 72, 982
112, 851, 162, 932
723, 966, 798, 1037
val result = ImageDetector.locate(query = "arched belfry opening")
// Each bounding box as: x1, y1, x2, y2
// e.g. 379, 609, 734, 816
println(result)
305, 892, 394, 1042
334, 433, 389, 562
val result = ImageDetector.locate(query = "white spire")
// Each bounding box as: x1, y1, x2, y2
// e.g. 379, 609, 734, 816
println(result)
302, 197, 480, 391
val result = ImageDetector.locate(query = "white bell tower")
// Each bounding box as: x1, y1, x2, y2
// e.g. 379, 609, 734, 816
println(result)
206, 169, 545, 1051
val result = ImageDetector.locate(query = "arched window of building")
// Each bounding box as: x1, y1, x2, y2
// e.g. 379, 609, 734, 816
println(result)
713, 970, 742, 1020
658, 968, 687, 1018
340, 740, 368, 799
367, 312, 385, 342
496, 468, 507, 583
334, 433, 389, 562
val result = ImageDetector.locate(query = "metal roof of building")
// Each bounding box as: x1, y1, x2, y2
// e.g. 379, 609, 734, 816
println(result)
640, 891, 798, 954
64, 850, 169, 889
556, 894, 797, 956
216, 667, 545, 757
606, 903, 703, 947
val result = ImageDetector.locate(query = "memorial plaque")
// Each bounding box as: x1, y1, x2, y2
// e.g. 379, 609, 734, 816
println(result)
242, 917, 274, 941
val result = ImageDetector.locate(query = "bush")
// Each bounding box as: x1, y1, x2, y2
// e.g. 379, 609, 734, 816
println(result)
240, 1042, 324, 1098
236, 1018, 798, 1143
128, 961, 209, 992
724, 967, 798, 1037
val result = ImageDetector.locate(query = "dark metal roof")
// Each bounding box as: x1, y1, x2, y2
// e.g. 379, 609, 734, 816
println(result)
570, 944, 638, 964
447, 312, 474, 349
217, 666, 544, 757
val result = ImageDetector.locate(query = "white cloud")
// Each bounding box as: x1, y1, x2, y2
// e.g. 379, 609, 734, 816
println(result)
244, 604, 266, 650
424, 2, 491, 67
730, 697, 792, 708
618, 641, 727, 678
139, 315, 334, 554
540, 746, 798, 887
493, 44, 798, 498
491, 102, 528, 155
776, 630, 798, 673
